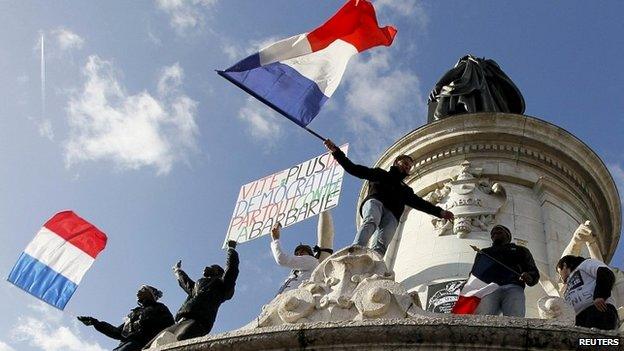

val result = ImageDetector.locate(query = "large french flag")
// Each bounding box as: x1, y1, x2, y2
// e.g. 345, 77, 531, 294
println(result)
7, 211, 107, 310
451, 253, 501, 314
218, 0, 396, 127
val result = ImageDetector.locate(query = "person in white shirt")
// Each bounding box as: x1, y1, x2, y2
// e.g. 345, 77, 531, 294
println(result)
557, 255, 618, 330
270, 223, 319, 295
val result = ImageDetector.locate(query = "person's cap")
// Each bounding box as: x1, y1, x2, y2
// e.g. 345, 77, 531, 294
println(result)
294, 244, 314, 256
490, 225, 511, 242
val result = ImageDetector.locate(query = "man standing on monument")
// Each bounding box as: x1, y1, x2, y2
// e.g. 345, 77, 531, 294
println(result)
324, 139, 454, 255
269, 222, 319, 295
158, 240, 239, 342
557, 255, 619, 330
473, 225, 539, 317
77, 285, 174, 351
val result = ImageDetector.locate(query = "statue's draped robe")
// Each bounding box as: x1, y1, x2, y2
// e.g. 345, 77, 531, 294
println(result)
428, 55, 525, 122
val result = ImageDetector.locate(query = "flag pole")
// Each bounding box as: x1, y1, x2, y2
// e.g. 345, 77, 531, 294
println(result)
303, 126, 326, 141
469, 245, 521, 277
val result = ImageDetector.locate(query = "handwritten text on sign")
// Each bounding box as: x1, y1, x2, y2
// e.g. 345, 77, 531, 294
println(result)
225, 145, 348, 246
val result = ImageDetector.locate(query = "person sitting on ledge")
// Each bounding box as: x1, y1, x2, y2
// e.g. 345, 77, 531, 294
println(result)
324, 139, 454, 255
270, 222, 320, 295
77, 285, 174, 351
474, 225, 539, 317
557, 254, 619, 330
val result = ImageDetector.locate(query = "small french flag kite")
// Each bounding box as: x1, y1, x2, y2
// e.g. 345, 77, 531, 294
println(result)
7, 211, 107, 310
218, 0, 396, 128
451, 253, 501, 314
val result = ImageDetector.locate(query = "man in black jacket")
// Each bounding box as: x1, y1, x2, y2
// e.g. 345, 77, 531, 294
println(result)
474, 225, 539, 317
557, 255, 618, 330
160, 240, 239, 341
77, 285, 174, 351
324, 139, 454, 255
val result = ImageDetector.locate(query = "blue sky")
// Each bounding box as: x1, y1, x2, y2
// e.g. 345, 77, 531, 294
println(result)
1, 1, 623, 350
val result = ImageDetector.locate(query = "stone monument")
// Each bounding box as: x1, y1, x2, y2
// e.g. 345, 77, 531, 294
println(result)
149, 56, 623, 350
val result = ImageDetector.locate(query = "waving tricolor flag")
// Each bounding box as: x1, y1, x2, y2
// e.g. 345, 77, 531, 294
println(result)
7, 211, 107, 309
218, 0, 396, 128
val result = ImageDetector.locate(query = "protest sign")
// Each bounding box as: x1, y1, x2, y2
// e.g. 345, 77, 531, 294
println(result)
224, 145, 348, 247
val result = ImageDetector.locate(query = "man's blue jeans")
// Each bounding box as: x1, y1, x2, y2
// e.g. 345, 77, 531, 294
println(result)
353, 199, 399, 255
475, 284, 526, 317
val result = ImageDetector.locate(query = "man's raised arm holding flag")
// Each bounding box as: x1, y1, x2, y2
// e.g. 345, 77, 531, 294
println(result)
324, 139, 454, 255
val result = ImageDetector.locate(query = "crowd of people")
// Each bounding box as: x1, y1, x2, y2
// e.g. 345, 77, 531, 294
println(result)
77, 140, 620, 350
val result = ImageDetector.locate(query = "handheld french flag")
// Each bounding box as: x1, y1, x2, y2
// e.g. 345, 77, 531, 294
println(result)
7, 211, 107, 310
451, 253, 501, 314
218, 0, 396, 129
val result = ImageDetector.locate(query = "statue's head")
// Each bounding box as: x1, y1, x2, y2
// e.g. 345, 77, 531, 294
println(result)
204, 264, 224, 278
294, 244, 314, 257
393, 155, 414, 176
137, 285, 162, 304
490, 225, 511, 245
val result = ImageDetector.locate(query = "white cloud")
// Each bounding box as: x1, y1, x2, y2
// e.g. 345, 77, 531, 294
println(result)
155, 0, 218, 34
222, 36, 282, 61
37, 119, 55, 140
52, 28, 84, 51
9, 303, 106, 351
64, 56, 199, 174
340, 50, 425, 161
237, 97, 282, 144
375, 0, 428, 27
0, 341, 16, 351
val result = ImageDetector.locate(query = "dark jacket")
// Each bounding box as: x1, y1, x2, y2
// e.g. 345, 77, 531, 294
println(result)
477, 243, 540, 288
332, 149, 444, 220
92, 301, 174, 347
175, 248, 239, 328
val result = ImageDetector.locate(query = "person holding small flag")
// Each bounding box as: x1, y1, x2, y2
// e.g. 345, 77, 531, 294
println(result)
77, 285, 174, 351
452, 225, 539, 317
324, 139, 454, 255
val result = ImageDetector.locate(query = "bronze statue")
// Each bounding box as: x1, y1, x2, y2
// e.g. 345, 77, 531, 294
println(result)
427, 54, 525, 122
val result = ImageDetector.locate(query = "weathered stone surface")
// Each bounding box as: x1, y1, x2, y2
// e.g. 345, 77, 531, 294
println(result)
244, 246, 426, 329
149, 316, 622, 351
371, 113, 621, 318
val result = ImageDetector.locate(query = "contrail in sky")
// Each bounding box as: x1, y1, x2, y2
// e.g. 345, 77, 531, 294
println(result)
40, 32, 45, 118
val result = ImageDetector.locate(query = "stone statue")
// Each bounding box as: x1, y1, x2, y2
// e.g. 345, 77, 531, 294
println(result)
246, 246, 426, 328
536, 221, 623, 330
427, 54, 525, 122
425, 161, 507, 238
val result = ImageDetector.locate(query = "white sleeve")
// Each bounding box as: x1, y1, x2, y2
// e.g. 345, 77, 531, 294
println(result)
270, 240, 318, 270
580, 258, 609, 277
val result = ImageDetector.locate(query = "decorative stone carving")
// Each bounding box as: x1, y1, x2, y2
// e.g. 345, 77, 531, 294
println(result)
425, 161, 506, 238
536, 296, 575, 326
247, 246, 426, 328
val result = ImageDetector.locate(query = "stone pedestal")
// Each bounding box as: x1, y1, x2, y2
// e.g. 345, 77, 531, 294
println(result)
150, 316, 622, 351
366, 113, 621, 317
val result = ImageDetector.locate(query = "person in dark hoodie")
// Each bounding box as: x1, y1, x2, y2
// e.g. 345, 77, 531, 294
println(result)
557, 255, 618, 330
474, 225, 540, 317
77, 285, 174, 351
161, 240, 239, 341
324, 139, 454, 255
